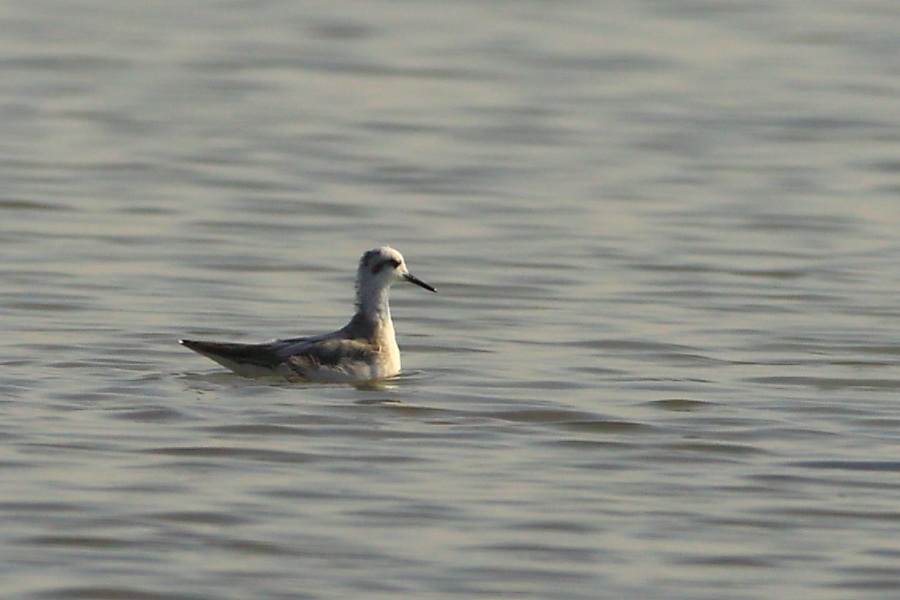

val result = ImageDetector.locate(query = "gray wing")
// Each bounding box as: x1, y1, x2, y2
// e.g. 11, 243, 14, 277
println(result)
284, 337, 379, 380
180, 339, 283, 367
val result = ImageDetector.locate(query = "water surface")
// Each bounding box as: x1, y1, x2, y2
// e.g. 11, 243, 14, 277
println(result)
2, 1, 900, 599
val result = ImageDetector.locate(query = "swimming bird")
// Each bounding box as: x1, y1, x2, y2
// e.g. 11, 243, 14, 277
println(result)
179, 246, 435, 383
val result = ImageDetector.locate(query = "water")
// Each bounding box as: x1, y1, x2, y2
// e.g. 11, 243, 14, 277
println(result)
2, 1, 900, 598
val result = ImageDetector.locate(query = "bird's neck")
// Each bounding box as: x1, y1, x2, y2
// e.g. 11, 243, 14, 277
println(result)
357, 284, 391, 319
350, 285, 394, 343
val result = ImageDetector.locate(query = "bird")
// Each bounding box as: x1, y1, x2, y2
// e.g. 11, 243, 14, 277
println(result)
179, 246, 435, 383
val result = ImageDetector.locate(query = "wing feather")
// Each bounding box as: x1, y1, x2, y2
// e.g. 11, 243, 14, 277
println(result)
286, 338, 378, 380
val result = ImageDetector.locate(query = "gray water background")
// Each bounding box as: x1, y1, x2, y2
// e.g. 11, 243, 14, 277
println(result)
2, 1, 900, 598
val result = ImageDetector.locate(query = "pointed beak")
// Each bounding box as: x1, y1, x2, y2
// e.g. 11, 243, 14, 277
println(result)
404, 273, 436, 292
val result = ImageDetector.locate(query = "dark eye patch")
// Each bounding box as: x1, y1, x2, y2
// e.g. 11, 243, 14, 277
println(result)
371, 258, 401, 274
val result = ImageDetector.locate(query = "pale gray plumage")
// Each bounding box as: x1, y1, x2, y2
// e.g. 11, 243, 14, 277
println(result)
180, 246, 435, 383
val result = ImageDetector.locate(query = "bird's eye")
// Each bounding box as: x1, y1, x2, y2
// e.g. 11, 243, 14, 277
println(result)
371, 258, 401, 274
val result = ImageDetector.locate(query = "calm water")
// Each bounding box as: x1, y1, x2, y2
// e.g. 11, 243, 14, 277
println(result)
2, 1, 900, 598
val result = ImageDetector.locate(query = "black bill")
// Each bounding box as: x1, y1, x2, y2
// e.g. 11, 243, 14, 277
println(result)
404, 273, 436, 292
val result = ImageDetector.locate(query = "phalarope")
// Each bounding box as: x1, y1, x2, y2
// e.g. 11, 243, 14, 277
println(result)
180, 246, 435, 383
